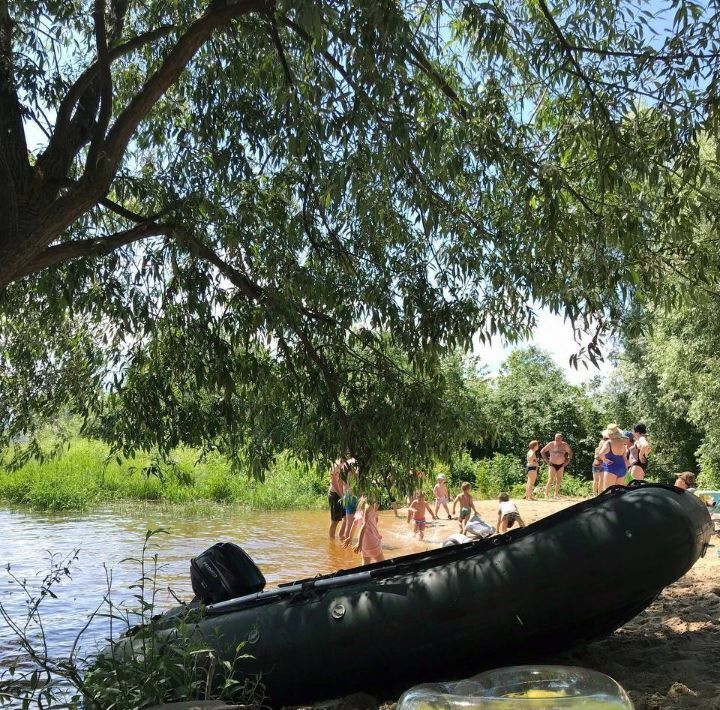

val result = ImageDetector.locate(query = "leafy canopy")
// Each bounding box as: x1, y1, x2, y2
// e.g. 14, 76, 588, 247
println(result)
2, 0, 720, 470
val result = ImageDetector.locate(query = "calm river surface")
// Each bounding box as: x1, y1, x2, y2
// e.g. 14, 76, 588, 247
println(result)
0, 505, 437, 670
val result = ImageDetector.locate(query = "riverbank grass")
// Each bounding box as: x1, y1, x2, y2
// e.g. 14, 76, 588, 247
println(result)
0, 439, 326, 512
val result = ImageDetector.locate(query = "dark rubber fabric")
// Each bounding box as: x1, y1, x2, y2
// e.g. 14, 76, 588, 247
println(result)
129, 484, 711, 707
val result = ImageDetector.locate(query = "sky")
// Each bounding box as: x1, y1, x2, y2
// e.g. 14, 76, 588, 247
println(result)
474, 308, 615, 384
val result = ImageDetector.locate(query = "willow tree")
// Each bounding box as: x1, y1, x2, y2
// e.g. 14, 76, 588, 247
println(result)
1, 0, 720, 469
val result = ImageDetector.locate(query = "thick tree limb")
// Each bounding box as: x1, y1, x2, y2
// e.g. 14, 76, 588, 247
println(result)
15, 222, 173, 279
30, 1, 264, 270
1, 1, 264, 290
0, 0, 29, 207
38, 24, 176, 186
86, 0, 113, 172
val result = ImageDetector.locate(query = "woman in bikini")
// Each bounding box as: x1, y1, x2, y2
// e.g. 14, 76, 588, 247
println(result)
598, 424, 628, 491
525, 440, 539, 500
628, 423, 651, 481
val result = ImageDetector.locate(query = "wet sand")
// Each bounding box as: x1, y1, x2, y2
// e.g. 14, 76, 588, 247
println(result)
380, 496, 720, 710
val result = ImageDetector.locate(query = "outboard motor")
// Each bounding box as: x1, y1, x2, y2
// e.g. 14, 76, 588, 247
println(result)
190, 542, 266, 604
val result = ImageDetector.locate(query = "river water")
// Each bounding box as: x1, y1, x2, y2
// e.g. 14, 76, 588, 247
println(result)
0, 505, 439, 672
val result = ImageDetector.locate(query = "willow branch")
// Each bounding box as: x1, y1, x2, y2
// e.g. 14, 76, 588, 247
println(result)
15, 222, 173, 278
86, 0, 113, 171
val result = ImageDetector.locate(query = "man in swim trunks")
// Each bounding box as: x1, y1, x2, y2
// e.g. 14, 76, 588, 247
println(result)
540, 433, 573, 498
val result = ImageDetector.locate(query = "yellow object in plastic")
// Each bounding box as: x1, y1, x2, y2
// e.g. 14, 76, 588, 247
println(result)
507, 689, 570, 698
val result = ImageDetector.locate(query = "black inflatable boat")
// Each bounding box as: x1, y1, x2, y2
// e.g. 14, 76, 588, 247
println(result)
121, 483, 712, 705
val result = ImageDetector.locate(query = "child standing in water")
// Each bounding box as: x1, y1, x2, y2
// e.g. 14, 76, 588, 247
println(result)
433, 474, 452, 519
496, 492, 525, 533
351, 499, 384, 564
409, 490, 438, 540
340, 485, 359, 542
452, 482, 478, 533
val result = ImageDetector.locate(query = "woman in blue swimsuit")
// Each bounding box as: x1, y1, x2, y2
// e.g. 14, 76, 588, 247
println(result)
598, 424, 628, 492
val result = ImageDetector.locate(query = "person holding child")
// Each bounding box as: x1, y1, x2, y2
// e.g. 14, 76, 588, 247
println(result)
327, 458, 346, 539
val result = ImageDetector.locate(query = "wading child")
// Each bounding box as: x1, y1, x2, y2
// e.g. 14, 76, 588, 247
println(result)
452, 482, 478, 533
408, 490, 437, 540
496, 492, 525, 533
340, 485, 359, 542
433, 474, 452, 519
352, 499, 384, 564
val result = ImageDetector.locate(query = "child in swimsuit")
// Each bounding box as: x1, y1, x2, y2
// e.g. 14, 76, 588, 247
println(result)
352, 499, 384, 564
452, 482, 478, 533
340, 486, 359, 542
496, 492, 525, 533
409, 490, 437, 540
433, 474, 452, 519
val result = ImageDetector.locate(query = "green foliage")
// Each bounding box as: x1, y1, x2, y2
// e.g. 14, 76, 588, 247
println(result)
4, 0, 720, 480
0, 531, 262, 708
484, 348, 608, 475
0, 439, 327, 511
474, 454, 527, 498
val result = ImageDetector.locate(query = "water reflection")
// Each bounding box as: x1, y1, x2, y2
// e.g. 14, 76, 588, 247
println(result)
0, 506, 432, 666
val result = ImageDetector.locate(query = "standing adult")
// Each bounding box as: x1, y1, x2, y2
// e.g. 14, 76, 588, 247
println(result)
327, 457, 347, 538
525, 440, 540, 500
628, 423, 651, 481
541, 433, 573, 498
598, 424, 628, 491
591, 434, 608, 496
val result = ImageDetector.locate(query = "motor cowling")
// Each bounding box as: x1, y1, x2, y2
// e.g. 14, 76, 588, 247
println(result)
190, 542, 266, 604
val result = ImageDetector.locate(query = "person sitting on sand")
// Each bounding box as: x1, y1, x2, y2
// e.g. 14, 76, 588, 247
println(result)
452, 482, 478, 533
351, 498, 384, 564
674, 472, 696, 490
496, 492, 525, 533
541, 433, 573, 498
434, 474, 452, 519
409, 490, 437, 541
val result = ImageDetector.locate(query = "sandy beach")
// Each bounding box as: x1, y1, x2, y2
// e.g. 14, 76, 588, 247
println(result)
383, 496, 720, 710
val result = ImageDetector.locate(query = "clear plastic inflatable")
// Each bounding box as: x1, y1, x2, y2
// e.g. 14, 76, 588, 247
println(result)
397, 665, 634, 709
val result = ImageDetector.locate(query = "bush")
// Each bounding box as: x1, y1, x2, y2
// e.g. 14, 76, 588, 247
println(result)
447, 452, 477, 486
560, 474, 593, 497
475, 453, 526, 498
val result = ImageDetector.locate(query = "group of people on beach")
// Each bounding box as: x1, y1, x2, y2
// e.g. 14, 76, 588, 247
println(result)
328, 421, 701, 562
524, 424, 652, 499
328, 457, 527, 558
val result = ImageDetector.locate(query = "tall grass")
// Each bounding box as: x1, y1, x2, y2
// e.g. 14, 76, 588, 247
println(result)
0, 439, 327, 512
